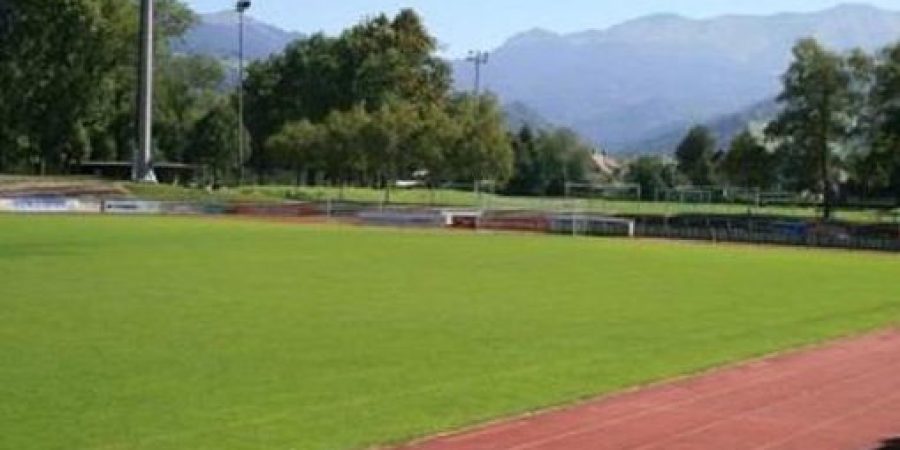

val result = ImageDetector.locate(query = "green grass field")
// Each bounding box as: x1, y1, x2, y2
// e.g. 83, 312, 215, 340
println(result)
1, 215, 899, 450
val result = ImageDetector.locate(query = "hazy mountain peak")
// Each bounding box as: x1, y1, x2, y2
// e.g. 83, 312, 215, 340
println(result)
503, 28, 562, 47
198, 10, 239, 25
174, 12, 303, 61
617, 12, 691, 26
822, 2, 885, 14
200, 10, 274, 26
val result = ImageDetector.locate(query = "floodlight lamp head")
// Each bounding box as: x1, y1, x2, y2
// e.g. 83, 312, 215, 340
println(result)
236, 1, 251, 12
466, 51, 489, 64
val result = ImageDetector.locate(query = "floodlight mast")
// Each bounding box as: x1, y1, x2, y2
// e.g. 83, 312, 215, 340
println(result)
466, 50, 489, 94
236, 0, 251, 185
134, 0, 157, 183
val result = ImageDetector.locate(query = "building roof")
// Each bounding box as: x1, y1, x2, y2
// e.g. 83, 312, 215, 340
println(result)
591, 153, 621, 176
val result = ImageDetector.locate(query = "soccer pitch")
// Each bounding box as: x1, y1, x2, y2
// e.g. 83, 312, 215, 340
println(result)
1, 215, 898, 450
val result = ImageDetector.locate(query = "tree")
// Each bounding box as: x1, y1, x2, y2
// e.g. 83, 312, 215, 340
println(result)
265, 99, 463, 191
505, 126, 595, 196
340, 9, 450, 109
720, 131, 778, 189
0, 0, 201, 172
266, 120, 324, 186
155, 55, 226, 162
767, 38, 852, 219
625, 156, 680, 201
186, 102, 239, 186
846, 148, 891, 199
675, 125, 717, 186
323, 105, 373, 188
243, 56, 289, 180
445, 94, 514, 184
0, 0, 137, 173
538, 128, 595, 195
506, 126, 541, 195
243, 9, 452, 180
357, 100, 423, 203
420, 104, 461, 183
871, 42, 900, 205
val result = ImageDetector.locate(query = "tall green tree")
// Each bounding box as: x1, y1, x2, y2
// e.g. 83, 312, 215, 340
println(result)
675, 125, 717, 186
186, 101, 239, 186
243, 9, 451, 181
0, 0, 199, 172
506, 126, 541, 195
871, 42, 900, 204
0, 0, 136, 173
323, 105, 374, 188
445, 94, 514, 184
155, 55, 226, 162
538, 128, 595, 195
625, 156, 680, 201
341, 9, 450, 108
266, 120, 324, 186
409, 102, 461, 185
720, 131, 779, 189
767, 38, 852, 219
506, 126, 595, 196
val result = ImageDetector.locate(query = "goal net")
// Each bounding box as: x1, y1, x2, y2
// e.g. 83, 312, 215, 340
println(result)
656, 187, 716, 204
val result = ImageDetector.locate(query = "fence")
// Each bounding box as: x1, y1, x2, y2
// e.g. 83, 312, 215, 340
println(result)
2, 196, 897, 253
633, 216, 900, 252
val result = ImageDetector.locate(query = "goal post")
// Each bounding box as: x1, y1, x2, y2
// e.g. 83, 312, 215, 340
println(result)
564, 182, 642, 201
656, 187, 716, 204
550, 213, 637, 238
559, 182, 640, 237
657, 186, 766, 206
564, 182, 642, 215
720, 187, 762, 206
432, 180, 497, 210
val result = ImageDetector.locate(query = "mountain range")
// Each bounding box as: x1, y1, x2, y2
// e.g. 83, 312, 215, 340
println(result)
173, 11, 302, 62
453, 3, 900, 152
179, 4, 900, 154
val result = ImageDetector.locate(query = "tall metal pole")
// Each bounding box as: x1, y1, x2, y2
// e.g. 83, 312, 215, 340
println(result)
236, 1, 251, 185
467, 51, 489, 94
237, 7, 245, 185
134, 0, 156, 183
475, 58, 481, 94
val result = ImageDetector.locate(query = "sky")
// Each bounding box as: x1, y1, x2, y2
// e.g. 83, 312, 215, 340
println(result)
184, 1, 900, 56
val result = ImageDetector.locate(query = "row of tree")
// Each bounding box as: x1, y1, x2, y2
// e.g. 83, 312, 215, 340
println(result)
229, 8, 602, 193
264, 96, 513, 190
0, 2, 595, 195
239, 9, 600, 192
645, 38, 900, 214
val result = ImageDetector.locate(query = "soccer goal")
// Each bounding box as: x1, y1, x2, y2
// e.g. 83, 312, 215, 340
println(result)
430, 180, 498, 209
564, 182, 643, 215
656, 187, 716, 204
550, 213, 637, 238
720, 187, 762, 206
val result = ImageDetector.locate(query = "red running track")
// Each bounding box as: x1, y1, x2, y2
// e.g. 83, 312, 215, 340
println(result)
400, 330, 900, 450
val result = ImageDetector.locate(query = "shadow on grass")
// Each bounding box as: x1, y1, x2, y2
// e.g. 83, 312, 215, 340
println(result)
872, 438, 900, 450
